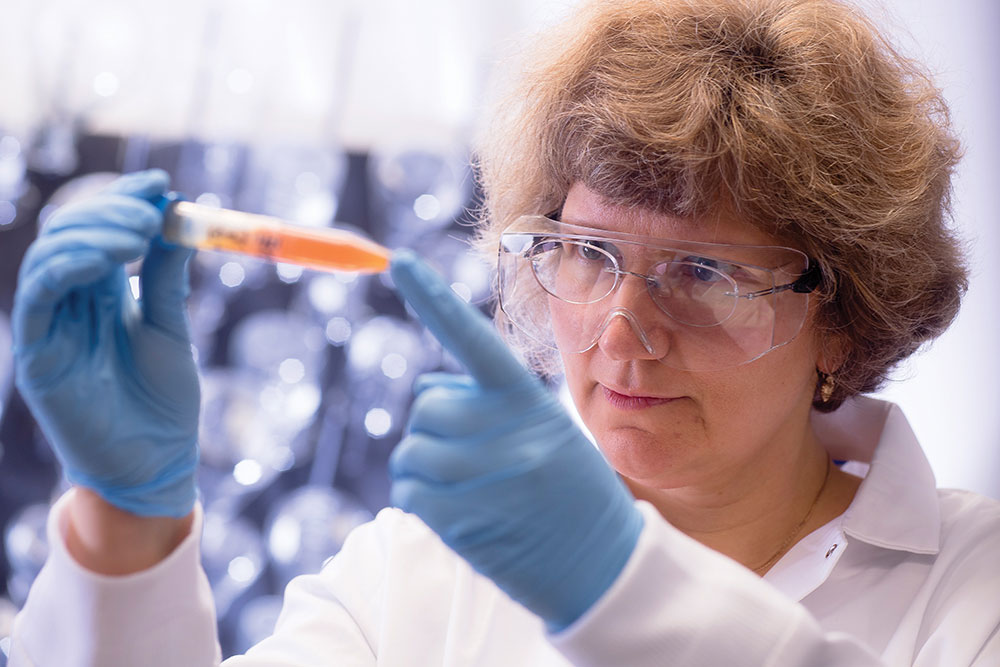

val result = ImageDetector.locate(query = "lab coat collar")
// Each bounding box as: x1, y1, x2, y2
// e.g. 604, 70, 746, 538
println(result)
811, 396, 941, 555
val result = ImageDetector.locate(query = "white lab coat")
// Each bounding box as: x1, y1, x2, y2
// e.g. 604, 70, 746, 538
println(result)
10, 397, 1000, 666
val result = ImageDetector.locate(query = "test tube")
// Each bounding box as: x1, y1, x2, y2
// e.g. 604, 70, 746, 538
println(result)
159, 197, 391, 274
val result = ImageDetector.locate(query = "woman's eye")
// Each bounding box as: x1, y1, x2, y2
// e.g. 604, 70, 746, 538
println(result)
681, 256, 729, 283
576, 243, 607, 261
574, 240, 620, 263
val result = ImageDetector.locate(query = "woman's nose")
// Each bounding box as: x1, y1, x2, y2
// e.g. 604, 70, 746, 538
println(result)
595, 274, 671, 361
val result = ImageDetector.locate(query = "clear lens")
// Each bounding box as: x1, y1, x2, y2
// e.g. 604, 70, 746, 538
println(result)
650, 259, 738, 327
528, 239, 619, 304
498, 217, 814, 372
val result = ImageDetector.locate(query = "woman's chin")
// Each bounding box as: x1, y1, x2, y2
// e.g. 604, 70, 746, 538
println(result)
595, 427, 700, 488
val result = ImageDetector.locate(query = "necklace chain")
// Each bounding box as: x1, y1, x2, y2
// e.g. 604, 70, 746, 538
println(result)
751, 456, 832, 575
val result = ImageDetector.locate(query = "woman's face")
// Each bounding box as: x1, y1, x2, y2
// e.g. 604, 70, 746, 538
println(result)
557, 183, 823, 492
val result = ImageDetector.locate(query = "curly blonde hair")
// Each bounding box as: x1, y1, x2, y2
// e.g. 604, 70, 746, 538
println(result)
472, 0, 967, 411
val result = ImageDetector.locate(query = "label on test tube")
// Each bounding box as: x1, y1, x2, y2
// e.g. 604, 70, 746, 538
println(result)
163, 201, 391, 274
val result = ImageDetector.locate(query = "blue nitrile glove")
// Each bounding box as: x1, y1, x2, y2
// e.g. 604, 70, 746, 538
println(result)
389, 249, 644, 632
12, 169, 200, 518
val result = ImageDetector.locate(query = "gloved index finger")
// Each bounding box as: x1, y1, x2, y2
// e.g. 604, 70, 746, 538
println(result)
390, 249, 528, 389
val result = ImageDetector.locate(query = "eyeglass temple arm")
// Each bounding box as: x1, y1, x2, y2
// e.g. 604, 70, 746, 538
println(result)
733, 262, 822, 301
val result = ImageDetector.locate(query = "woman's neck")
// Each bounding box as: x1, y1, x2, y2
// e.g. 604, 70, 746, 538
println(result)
626, 437, 861, 574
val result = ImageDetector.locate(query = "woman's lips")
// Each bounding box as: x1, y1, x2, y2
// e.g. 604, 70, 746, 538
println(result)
602, 386, 677, 410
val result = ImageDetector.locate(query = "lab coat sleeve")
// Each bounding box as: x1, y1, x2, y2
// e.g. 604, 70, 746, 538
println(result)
897, 490, 1000, 667
971, 626, 1000, 666
9, 490, 406, 667
221, 514, 392, 667
549, 501, 886, 667
8, 489, 221, 667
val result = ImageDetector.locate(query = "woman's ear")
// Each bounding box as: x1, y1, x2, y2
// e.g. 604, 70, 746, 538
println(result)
815, 332, 848, 375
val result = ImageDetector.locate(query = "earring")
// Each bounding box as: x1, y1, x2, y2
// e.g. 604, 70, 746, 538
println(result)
820, 373, 836, 403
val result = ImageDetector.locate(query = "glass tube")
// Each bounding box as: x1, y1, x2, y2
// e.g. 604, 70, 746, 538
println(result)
162, 199, 391, 274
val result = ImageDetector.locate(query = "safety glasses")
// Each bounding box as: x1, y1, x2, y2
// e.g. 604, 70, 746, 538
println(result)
497, 216, 820, 371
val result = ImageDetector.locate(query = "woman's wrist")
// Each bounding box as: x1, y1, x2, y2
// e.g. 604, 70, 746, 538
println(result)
65, 486, 194, 575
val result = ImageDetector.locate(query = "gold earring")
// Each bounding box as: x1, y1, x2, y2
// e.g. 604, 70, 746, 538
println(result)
820, 373, 836, 403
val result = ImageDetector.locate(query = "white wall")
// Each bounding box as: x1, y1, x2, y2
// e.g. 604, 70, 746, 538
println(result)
858, 0, 1000, 498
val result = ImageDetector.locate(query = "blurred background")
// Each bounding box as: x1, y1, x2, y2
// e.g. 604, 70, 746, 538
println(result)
0, 0, 995, 660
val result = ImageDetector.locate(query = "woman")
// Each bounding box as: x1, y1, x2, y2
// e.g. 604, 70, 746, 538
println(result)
9, 0, 999, 665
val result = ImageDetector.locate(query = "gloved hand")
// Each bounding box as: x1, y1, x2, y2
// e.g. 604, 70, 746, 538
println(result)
389, 249, 644, 632
12, 169, 200, 518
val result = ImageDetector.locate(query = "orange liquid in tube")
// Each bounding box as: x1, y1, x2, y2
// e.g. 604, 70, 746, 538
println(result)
161, 200, 391, 273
